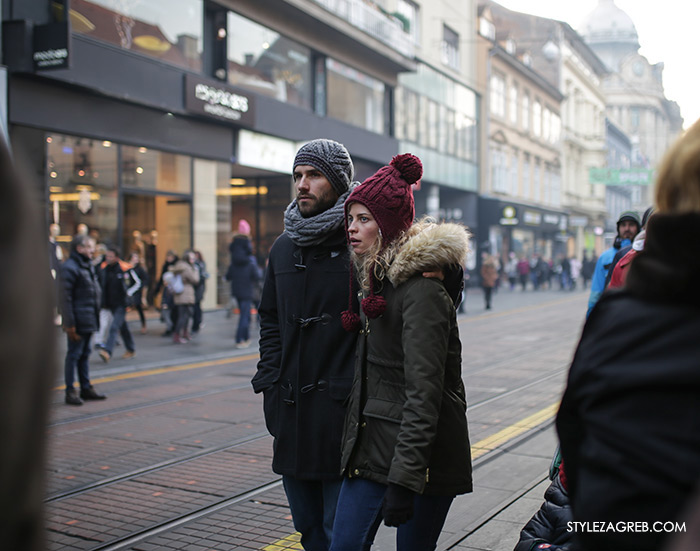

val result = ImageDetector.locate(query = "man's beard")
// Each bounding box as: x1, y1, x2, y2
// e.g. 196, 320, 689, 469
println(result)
298, 189, 338, 218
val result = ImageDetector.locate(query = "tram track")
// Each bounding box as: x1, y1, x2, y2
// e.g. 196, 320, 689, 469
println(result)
46, 294, 582, 550
49, 380, 255, 428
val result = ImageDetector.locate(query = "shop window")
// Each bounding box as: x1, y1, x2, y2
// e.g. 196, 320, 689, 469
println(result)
70, 0, 203, 71
326, 58, 386, 134
121, 146, 191, 194
47, 133, 118, 249
227, 11, 312, 110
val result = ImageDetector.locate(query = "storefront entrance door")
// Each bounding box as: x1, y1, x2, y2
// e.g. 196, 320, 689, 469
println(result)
122, 193, 191, 305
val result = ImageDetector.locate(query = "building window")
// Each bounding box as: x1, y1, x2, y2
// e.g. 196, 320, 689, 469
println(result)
397, 0, 420, 43
441, 25, 459, 69
509, 83, 518, 125
522, 92, 530, 131
533, 159, 541, 200
428, 100, 439, 149
227, 11, 312, 110
491, 149, 507, 193
490, 72, 506, 118
510, 149, 519, 195
543, 107, 551, 142
533, 100, 542, 137
71, 0, 203, 71
522, 154, 531, 198
479, 17, 495, 40
630, 106, 640, 131
326, 58, 386, 134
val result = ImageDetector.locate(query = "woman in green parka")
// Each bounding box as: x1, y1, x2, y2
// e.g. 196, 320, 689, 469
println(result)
330, 154, 473, 551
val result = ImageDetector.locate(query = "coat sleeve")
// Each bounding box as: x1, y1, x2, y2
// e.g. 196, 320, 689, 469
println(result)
586, 255, 608, 317
60, 262, 77, 328
388, 278, 451, 493
252, 252, 281, 393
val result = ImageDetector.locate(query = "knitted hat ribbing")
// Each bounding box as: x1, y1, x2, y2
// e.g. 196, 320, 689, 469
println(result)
293, 139, 354, 196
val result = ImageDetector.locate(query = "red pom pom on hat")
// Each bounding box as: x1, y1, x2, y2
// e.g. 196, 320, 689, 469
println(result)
390, 153, 422, 185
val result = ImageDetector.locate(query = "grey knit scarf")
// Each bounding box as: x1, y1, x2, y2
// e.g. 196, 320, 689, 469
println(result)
284, 185, 356, 247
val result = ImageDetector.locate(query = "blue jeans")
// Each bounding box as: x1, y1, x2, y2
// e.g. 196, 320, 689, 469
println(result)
235, 297, 252, 343
103, 305, 135, 354
330, 478, 454, 551
283, 476, 342, 551
64, 332, 93, 390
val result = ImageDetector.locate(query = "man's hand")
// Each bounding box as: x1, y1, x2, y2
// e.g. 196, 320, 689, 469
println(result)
422, 269, 444, 280
65, 326, 81, 342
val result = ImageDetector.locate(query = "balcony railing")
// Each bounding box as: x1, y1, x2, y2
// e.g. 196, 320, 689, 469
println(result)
310, 0, 415, 59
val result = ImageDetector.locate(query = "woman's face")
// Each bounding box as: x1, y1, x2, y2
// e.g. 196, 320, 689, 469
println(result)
347, 202, 380, 256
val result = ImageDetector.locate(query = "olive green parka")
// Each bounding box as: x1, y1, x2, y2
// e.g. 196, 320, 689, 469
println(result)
339, 221, 473, 496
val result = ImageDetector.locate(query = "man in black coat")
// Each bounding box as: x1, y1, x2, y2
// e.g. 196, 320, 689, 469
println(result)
252, 139, 357, 551
61, 234, 106, 405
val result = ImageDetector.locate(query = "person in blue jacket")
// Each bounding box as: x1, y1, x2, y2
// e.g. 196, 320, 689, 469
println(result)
585, 211, 640, 317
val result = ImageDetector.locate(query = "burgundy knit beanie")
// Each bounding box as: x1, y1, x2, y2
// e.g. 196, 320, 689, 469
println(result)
345, 153, 421, 244
341, 153, 422, 331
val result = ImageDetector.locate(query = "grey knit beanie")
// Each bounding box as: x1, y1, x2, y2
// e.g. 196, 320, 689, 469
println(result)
293, 139, 354, 195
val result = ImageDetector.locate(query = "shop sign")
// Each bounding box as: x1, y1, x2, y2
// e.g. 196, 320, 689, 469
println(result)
569, 215, 588, 227
523, 210, 541, 226
238, 130, 296, 174
499, 205, 518, 225
33, 22, 70, 71
543, 214, 559, 225
185, 75, 254, 126
589, 167, 655, 185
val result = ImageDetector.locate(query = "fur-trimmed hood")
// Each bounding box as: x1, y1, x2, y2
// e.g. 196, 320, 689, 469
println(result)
387, 220, 471, 286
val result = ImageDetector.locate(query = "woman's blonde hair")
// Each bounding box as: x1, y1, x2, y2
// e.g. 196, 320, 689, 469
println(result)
350, 217, 436, 292
655, 118, 700, 214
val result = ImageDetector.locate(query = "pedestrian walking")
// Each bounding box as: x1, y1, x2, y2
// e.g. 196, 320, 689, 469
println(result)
585, 211, 640, 316
60, 234, 106, 405
127, 252, 149, 334
169, 250, 200, 344
480, 254, 498, 310
251, 139, 358, 551
96, 247, 138, 362
517, 256, 530, 291
191, 250, 209, 335
556, 118, 700, 551
154, 250, 178, 336
225, 221, 261, 348
330, 153, 472, 551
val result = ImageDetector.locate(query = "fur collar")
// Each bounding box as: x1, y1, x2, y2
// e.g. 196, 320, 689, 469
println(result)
387, 221, 470, 286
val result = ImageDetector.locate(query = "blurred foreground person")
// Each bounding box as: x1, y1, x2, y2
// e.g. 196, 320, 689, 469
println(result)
0, 138, 56, 550
556, 119, 700, 551
331, 154, 472, 551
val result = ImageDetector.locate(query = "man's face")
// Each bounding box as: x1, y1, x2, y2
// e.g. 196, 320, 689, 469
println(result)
293, 165, 339, 218
618, 220, 639, 241
76, 238, 95, 260
105, 250, 118, 265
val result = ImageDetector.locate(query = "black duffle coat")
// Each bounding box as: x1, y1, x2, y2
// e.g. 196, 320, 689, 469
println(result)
252, 227, 357, 479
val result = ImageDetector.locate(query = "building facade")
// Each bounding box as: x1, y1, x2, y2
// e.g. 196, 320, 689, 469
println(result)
389, 0, 480, 271
578, 0, 683, 219
476, 5, 567, 267
3, 0, 419, 308
480, 1, 609, 260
